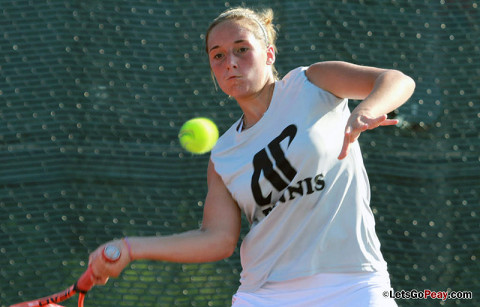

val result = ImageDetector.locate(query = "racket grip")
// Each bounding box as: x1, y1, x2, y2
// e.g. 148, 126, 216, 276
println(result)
76, 245, 121, 292
76, 265, 95, 292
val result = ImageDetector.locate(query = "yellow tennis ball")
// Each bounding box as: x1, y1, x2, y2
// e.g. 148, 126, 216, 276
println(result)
179, 117, 219, 154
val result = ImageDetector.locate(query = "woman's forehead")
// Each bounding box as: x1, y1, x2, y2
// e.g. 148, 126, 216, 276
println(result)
207, 20, 258, 49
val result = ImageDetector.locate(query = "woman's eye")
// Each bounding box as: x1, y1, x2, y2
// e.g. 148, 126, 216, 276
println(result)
237, 47, 248, 53
213, 53, 223, 60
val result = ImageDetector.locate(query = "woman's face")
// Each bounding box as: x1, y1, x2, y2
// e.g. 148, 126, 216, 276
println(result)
207, 20, 274, 100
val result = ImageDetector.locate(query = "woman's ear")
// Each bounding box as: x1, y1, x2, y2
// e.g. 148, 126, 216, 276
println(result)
266, 45, 275, 65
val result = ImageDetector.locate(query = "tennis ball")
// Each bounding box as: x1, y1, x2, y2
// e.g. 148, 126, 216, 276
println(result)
179, 117, 219, 154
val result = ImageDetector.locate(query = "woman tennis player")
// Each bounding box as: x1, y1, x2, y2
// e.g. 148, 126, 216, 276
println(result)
88, 7, 415, 306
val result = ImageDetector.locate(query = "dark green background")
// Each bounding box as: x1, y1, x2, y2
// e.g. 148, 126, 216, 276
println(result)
1, 1, 478, 306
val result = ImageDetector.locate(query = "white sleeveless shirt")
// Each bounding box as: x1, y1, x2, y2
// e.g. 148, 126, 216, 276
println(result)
211, 67, 387, 292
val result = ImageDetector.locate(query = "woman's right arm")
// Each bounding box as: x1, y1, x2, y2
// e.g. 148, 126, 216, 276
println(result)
89, 159, 242, 283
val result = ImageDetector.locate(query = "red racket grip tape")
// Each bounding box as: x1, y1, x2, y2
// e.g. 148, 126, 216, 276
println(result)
75, 266, 95, 293
76, 244, 121, 293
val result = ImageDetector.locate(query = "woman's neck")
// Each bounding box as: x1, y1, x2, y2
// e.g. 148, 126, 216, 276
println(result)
237, 79, 275, 130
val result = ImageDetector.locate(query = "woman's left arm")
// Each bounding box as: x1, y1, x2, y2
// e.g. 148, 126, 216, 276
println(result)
305, 61, 416, 159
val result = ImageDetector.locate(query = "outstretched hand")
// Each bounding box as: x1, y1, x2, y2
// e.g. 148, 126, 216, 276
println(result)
337, 112, 398, 160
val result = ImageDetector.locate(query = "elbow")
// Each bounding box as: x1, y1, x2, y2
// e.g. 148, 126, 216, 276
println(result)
402, 72, 416, 95
214, 232, 238, 260
201, 228, 238, 261
381, 69, 416, 100
404, 76, 416, 102
217, 248, 236, 261
392, 69, 416, 94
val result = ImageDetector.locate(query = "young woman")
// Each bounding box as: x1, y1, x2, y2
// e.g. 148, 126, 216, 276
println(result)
88, 7, 415, 306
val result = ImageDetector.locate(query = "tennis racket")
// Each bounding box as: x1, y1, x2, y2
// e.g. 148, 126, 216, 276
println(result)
10, 245, 121, 307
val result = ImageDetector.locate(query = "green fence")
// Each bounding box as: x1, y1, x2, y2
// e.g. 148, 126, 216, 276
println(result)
1, 0, 479, 306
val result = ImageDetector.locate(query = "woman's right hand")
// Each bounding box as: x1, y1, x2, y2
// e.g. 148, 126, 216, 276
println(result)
88, 239, 132, 285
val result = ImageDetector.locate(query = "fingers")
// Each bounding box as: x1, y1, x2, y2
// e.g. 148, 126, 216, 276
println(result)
88, 240, 130, 286
368, 115, 398, 128
88, 244, 104, 266
89, 246, 108, 285
337, 124, 363, 160
88, 243, 116, 285
337, 132, 350, 160
338, 114, 397, 160
379, 118, 399, 126
94, 275, 109, 285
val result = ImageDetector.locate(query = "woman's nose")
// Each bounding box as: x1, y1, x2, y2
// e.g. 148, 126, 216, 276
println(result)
226, 54, 238, 70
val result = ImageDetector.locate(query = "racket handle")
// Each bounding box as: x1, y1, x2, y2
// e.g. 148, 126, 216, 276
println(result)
76, 265, 95, 292
76, 245, 121, 292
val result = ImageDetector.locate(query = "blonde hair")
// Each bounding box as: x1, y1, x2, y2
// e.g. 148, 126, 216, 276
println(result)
205, 7, 279, 80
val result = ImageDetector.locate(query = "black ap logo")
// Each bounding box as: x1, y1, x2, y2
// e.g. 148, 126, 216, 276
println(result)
251, 124, 298, 212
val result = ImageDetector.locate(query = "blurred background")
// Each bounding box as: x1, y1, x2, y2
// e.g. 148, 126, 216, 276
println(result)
1, 0, 478, 306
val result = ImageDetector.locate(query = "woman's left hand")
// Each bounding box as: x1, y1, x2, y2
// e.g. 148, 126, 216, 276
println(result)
338, 111, 398, 160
